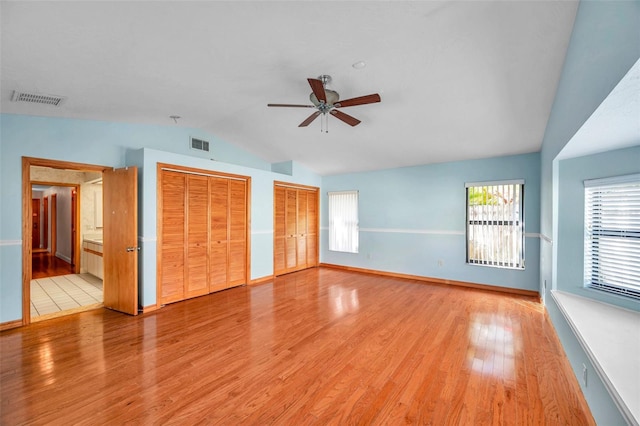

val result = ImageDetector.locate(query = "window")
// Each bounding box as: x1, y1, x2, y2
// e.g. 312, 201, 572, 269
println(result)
466, 180, 524, 269
584, 174, 640, 301
328, 191, 358, 253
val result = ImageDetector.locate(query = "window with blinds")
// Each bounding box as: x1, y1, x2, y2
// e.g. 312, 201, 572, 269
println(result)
328, 191, 359, 253
466, 180, 525, 269
584, 174, 640, 301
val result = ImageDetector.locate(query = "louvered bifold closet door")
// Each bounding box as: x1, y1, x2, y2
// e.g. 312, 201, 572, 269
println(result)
160, 171, 187, 304
209, 177, 229, 293
296, 190, 308, 270
228, 179, 247, 286
185, 175, 210, 298
274, 187, 287, 276
273, 183, 320, 276
306, 191, 318, 267
160, 167, 249, 305
285, 189, 298, 271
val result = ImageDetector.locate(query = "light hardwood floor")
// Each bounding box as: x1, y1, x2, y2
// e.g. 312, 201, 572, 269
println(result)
0, 268, 594, 424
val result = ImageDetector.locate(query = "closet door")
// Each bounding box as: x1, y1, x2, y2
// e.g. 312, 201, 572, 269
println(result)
273, 184, 319, 276
209, 177, 229, 292
185, 175, 209, 298
285, 189, 298, 272
274, 187, 286, 276
228, 179, 247, 286
306, 190, 318, 267
159, 166, 250, 305
160, 171, 186, 304
296, 191, 308, 270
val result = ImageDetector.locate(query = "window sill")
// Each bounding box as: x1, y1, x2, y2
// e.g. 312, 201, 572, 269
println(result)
551, 290, 639, 425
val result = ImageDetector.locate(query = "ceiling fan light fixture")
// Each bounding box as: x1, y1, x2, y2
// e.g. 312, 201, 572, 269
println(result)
310, 89, 339, 107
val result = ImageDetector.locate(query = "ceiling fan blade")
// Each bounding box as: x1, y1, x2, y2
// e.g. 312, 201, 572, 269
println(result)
308, 78, 327, 103
299, 111, 321, 127
334, 93, 381, 108
330, 110, 361, 126
268, 103, 315, 108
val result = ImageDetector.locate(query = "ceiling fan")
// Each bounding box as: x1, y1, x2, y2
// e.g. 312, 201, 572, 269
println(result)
268, 75, 381, 131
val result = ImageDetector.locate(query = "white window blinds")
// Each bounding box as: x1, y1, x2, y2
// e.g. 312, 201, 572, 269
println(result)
584, 174, 640, 301
466, 180, 525, 269
328, 191, 359, 253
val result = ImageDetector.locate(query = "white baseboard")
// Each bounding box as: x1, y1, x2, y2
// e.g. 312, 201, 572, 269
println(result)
55, 252, 72, 263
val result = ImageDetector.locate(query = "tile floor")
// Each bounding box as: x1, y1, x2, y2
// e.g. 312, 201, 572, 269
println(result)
31, 274, 103, 318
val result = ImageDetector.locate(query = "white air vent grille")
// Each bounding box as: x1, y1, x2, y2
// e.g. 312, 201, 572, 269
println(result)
11, 90, 66, 106
190, 137, 210, 152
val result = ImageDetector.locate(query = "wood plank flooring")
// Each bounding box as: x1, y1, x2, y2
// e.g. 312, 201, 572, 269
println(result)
0, 268, 594, 425
31, 252, 74, 279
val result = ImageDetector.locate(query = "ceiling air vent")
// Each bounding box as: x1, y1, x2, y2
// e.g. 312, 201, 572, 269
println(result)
190, 137, 210, 153
11, 90, 66, 107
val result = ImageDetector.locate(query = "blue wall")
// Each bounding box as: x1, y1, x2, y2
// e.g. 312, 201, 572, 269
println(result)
538, 0, 640, 424
322, 153, 541, 291
0, 112, 544, 321
0, 114, 320, 320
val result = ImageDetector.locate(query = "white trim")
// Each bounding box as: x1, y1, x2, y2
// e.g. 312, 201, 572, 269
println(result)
320, 228, 545, 239
540, 233, 553, 244
524, 232, 545, 239
56, 252, 72, 263
138, 236, 157, 243
465, 179, 525, 188
0, 240, 22, 246
584, 173, 640, 188
551, 291, 639, 425
361, 228, 464, 236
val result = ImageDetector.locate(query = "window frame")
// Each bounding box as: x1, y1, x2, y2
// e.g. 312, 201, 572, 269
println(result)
328, 190, 359, 254
465, 180, 525, 270
583, 173, 640, 301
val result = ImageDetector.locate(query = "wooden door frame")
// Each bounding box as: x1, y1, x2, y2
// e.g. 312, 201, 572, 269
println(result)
22, 157, 106, 326
32, 182, 80, 268
70, 189, 77, 266
273, 181, 320, 276
51, 194, 57, 257
43, 196, 49, 251
31, 198, 41, 250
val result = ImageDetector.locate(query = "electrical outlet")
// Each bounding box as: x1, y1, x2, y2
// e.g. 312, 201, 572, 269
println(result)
582, 364, 588, 387
437, 260, 444, 267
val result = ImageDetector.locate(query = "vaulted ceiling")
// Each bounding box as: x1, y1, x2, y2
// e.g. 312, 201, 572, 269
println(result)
1, 1, 580, 175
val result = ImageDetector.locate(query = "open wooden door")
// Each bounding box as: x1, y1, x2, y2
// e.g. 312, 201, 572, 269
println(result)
103, 167, 138, 315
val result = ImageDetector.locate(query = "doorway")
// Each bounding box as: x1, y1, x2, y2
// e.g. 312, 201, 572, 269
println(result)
22, 157, 140, 325
31, 180, 100, 321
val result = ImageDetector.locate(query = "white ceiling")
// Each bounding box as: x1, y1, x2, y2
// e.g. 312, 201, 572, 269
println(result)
1, 1, 580, 175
